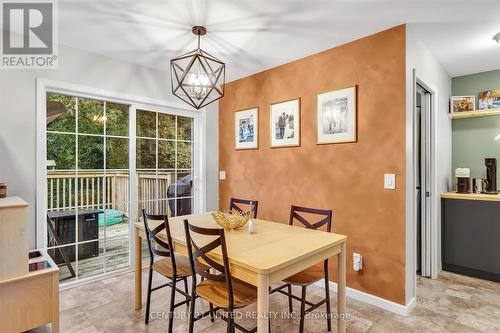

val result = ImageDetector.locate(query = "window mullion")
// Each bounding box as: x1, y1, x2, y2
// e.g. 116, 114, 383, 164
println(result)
75, 96, 79, 281
103, 100, 107, 273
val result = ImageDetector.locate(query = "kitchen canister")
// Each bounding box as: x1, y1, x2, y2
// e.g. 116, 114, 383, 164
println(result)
0, 183, 6, 198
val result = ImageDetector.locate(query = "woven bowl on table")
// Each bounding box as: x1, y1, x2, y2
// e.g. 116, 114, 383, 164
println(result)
212, 210, 250, 231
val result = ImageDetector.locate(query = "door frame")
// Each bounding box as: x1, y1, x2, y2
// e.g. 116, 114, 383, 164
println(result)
408, 71, 440, 305
415, 82, 433, 278
36, 78, 206, 283
414, 77, 439, 281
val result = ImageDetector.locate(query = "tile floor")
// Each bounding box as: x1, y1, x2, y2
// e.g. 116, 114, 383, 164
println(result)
30, 270, 500, 332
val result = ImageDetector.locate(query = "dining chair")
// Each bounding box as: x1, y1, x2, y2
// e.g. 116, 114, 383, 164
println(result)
142, 210, 192, 333
229, 198, 258, 218
183, 219, 264, 333
270, 205, 333, 332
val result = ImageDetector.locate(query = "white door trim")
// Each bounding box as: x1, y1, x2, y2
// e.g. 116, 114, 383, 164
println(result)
405, 68, 441, 307
415, 76, 439, 280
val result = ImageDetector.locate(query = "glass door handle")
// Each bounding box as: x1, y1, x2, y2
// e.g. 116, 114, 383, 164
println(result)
193, 176, 200, 188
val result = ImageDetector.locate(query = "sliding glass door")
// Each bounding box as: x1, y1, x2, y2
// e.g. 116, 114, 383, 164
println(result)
44, 91, 198, 283
136, 110, 194, 219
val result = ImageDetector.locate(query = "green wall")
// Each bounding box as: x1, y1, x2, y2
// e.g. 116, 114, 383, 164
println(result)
452, 69, 500, 187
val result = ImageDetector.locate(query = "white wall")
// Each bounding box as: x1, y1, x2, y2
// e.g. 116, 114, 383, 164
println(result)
405, 25, 452, 305
204, 102, 219, 211
0, 45, 219, 248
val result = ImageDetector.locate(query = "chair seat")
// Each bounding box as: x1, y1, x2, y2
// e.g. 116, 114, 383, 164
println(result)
196, 278, 257, 309
283, 266, 324, 286
152, 255, 193, 278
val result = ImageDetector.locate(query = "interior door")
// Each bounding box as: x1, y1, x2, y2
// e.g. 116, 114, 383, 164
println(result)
417, 84, 432, 278
415, 93, 422, 274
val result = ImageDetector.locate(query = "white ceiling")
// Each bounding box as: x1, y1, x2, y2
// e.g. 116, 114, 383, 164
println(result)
59, 0, 500, 80
411, 21, 500, 77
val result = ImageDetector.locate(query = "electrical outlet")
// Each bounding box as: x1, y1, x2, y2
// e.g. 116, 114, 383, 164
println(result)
353, 253, 363, 271
219, 171, 226, 180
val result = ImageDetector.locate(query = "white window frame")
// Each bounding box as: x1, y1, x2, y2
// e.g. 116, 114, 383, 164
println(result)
36, 78, 206, 284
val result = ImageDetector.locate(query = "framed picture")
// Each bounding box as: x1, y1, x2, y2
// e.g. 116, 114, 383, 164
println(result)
451, 96, 475, 113
317, 86, 357, 144
270, 98, 300, 148
235, 108, 258, 150
478, 90, 500, 110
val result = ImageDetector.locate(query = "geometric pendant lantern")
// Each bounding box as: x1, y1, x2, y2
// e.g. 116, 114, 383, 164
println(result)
170, 26, 225, 109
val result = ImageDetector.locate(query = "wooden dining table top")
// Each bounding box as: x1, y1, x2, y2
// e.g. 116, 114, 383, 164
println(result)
135, 212, 346, 275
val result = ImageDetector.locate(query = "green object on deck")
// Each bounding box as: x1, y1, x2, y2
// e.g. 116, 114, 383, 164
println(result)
98, 209, 126, 227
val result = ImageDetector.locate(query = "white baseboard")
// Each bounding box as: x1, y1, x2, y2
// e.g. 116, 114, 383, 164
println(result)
313, 281, 416, 317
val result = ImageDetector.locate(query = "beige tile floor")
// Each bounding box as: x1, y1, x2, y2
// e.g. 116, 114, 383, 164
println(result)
30, 270, 500, 332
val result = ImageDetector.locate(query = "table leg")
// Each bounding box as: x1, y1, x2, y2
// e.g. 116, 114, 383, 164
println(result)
52, 271, 59, 333
337, 241, 346, 333
135, 228, 142, 310
257, 273, 270, 333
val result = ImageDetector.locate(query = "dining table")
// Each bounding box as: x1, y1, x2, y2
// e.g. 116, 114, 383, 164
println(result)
134, 212, 347, 333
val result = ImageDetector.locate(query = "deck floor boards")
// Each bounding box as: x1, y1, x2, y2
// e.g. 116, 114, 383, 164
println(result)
53, 223, 149, 282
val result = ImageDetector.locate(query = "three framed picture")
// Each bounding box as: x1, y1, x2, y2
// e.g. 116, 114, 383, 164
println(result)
235, 86, 357, 150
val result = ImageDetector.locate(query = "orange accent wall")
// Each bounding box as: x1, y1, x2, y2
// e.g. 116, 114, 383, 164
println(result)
219, 25, 407, 304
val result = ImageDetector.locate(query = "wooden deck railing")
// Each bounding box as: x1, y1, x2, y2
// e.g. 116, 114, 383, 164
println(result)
46, 171, 174, 219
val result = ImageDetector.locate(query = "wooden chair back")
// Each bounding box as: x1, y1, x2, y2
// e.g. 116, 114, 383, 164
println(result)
142, 209, 176, 271
289, 205, 332, 232
183, 219, 234, 308
229, 198, 258, 218
290, 205, 332, 274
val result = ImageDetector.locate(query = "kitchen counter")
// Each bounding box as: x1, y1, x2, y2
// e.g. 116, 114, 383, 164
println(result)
441, 191, 500, 202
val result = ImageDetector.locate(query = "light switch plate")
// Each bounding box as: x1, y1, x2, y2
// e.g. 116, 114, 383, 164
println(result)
219, 171, 226, 180
384, 174, 396, 190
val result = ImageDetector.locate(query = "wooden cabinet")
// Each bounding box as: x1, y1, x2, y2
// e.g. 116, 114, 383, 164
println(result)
0, 197, 28, 280
0, 197, 60, 332
0, 252, 59, 333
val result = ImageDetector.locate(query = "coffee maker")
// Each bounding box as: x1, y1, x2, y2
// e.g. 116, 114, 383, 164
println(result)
484, 158, 498, 194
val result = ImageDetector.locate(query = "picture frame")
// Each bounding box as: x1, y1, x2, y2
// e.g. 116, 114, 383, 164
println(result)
450, 96, 475, 113
478, 90, 500, 110
235, 107, 258, 150
270, 98, 301, 148
317, 86, 357, 145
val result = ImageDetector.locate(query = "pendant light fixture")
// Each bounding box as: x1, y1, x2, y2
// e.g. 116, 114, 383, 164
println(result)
170, 26, 225, 109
